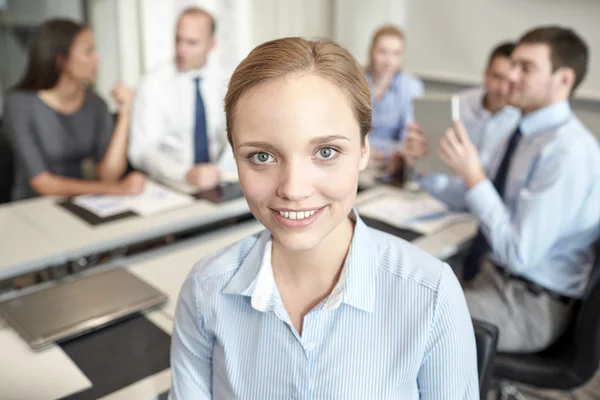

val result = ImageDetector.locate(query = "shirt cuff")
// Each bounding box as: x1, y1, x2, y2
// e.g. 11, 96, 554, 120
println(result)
464, 179, 504, 224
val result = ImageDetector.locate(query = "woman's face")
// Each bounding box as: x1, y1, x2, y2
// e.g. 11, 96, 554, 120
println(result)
232, 74, 370, 252
62, 28, 99, 84
371, 34, 404, 76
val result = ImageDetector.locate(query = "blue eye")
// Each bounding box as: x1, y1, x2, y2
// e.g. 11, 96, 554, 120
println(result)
315, 147, 337, 160
250, 152, 274, 164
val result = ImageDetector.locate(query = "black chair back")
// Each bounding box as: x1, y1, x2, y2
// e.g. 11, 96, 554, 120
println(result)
473, 318, 499, 398
0, 118, 14, 203
567, 242, 600, 383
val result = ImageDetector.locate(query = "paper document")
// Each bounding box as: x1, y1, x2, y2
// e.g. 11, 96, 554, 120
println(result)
72, 181, 194, 218
128, 180, 195, 216
358, 193, 470, 235
72, 194, 130, 218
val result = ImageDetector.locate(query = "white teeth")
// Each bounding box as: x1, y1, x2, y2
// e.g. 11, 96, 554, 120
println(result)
278, 209, 318, 220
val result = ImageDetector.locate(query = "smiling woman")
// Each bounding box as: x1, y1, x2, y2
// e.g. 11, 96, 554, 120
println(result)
168, 37, 478, 399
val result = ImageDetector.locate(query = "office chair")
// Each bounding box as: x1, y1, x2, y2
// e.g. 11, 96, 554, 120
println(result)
473, 318, 500, 399
0, 118, 14, 203
493, 242, 600, 399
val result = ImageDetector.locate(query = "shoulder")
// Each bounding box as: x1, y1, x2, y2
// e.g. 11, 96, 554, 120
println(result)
182, 231, 264, 294
397, 72, 424, 97
398, 71, 423, 85
3, 91, 41, 122
137, 61, 178, 91
5, 90, 36, 109
203, 65, 229, 94
530, 116, 600, 180
368, 226, 452, 293
556, 116, 600, 158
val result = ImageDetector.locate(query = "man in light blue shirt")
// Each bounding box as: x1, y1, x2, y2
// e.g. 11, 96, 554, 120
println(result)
458, 42, 521, 167
432, 27, 600, 353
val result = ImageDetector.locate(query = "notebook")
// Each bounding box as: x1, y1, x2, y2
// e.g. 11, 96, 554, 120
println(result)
0, 268, 167, 350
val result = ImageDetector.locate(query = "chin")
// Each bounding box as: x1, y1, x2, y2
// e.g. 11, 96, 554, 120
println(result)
270, 230, 326, 252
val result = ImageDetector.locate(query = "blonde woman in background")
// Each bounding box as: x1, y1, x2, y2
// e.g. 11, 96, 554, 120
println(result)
366, 25, 424, 159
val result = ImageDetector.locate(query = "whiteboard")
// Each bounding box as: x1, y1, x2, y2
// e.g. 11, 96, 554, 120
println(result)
403, 0, 600, 101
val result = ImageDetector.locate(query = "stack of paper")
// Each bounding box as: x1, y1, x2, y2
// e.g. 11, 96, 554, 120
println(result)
72, 181, 195, 218
358, 193, 470, 235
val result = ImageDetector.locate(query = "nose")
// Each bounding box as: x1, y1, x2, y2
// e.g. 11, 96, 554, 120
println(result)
276, 159, 314, 201
508, 64, 520, 85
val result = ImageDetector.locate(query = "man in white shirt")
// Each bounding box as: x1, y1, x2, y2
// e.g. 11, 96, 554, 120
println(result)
457, 42, 520, 166
129, 7, 230, 190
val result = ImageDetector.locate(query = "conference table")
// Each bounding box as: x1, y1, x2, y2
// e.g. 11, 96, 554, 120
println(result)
0, 192, 251, 281
0, 184, 477, 400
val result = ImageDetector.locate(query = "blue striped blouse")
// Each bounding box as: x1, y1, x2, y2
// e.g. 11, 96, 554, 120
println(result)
169, 212, 478, 399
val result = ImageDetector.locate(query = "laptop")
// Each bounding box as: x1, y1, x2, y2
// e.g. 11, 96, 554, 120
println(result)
0, 268, 168, 350
412, 95, 457, 176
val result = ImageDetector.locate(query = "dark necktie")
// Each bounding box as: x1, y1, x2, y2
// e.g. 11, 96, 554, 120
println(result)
462, 127, 522, 281
193, 77, 210, 164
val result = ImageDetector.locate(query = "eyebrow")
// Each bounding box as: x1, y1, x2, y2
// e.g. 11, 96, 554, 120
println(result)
309, 135, 351, 145
514, 58, 536, 68
237, 135, 350, 151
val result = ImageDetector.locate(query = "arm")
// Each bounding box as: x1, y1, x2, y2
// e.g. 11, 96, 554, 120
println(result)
30, 173, 124, 196
417, 265, 479, 399
97, 103, 129, 182
4, 94, 124, 197
417, 174, 468, 211
169, 274, 213, 399
129, 78, 190, 182
465, 147, 587, 275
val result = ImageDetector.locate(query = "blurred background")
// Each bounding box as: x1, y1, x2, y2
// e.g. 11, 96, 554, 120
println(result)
1, 0, 599, 134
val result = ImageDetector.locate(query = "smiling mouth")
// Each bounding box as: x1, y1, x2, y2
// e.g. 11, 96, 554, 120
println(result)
276, 209, 319, 220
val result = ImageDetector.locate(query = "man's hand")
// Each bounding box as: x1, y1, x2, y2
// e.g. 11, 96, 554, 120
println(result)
186, 164, 220, 190
438, 120, 486, 188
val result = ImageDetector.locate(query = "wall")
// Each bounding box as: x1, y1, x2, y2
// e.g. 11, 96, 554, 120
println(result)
332, 0, 408, 68
404, 0, 600, 101
0, 0, 84, 115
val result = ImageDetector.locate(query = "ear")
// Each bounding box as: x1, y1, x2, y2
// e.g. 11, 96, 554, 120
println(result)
56, 54, 66, 73
557, 67, 576, 90
210, 37, 217, 51
358, 137, 370, 172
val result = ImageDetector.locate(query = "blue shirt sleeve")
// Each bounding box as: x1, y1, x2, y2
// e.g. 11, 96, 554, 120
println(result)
418, 264, 479, 398
169, 274, 213, 399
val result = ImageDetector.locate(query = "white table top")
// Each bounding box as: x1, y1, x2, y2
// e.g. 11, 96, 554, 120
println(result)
2, 195, 250, 280
0, 205, 67, 278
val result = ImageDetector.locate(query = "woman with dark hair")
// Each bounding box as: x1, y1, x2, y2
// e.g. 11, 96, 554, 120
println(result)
4, 18, 145, 200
